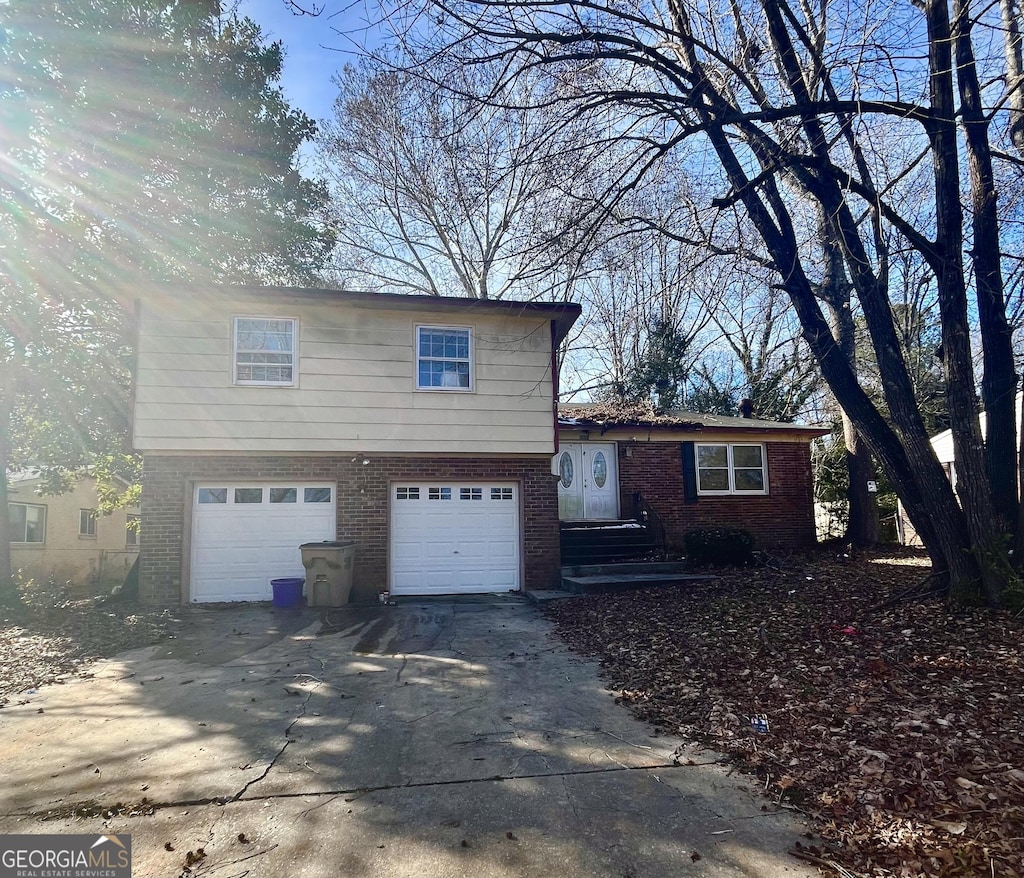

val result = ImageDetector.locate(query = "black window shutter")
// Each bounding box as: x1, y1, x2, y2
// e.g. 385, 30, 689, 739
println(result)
681, 441, 698, 504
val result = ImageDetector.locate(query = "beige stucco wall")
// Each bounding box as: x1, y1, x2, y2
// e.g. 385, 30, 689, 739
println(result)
9, 477, 139, 589
133, 291, 558, 456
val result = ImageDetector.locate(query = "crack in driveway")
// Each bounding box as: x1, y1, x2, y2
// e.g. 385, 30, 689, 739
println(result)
19, 762, 714, 821
230, 640, 326, 803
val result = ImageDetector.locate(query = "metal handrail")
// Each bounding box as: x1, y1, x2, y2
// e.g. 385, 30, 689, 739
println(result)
632, 492, 667, 559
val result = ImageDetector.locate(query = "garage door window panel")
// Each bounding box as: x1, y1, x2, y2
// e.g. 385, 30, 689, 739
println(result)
304, 487, 332, 503
234, 488, 263, 504
198, 488, 227, 504
270, 488, 296, 503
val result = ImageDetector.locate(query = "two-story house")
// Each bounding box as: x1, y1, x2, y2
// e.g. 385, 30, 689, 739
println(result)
133, 285, 581, 604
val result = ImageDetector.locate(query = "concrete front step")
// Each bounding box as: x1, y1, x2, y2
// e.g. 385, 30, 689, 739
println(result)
524, 589, 581, 603
561, 572, 717, 594
559, 562, 718, 594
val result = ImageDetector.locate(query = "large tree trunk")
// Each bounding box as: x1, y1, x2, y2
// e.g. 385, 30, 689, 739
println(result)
844, 420, 879, 547
762, 0, 976, 585
1001, 0, 1024, 155
699, 100, 971, 584
953, 0, 1020, 538
926, 0, 1007, 605
819, 225, 878, 547
1017, 382, 1024, 562
661, 0, 997, 602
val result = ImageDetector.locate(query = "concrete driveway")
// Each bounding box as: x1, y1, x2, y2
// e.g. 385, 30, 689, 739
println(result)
0, 597, 815, 877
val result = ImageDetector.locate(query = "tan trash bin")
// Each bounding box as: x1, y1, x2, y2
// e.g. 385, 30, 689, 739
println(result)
300, 540, 356, 606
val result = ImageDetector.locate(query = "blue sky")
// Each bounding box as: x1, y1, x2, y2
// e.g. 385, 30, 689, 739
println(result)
237, 1, 384, 121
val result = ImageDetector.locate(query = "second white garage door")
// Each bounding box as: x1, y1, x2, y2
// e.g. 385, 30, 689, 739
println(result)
390, 483, 520, 595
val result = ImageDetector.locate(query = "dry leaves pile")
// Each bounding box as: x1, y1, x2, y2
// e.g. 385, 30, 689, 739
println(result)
0, 588, 178, 706
544, 549, 1024, 877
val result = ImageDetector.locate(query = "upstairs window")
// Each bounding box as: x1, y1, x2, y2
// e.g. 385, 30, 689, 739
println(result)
10, 503, 46, 544
234, 317, 296, 386
416, 326, 472, 390
696, 443, 767, 495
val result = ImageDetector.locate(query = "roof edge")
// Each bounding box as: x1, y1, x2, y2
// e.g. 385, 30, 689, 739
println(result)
139, 284, 582, 345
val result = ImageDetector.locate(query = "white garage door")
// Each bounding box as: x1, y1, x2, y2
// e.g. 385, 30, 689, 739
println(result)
390, 483, 520, 595
190, 483, 336, 602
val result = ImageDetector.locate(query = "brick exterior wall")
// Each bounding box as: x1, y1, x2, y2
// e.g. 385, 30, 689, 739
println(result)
140, 456, 560, 605
617, 441, 817, 551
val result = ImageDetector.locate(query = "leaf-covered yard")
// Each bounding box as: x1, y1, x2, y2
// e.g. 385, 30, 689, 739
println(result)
0, 588, 178, 707
544, 550, 1024, 877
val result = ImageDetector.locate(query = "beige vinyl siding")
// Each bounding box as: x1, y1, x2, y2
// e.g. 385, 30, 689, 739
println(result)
134, 295, 556, 455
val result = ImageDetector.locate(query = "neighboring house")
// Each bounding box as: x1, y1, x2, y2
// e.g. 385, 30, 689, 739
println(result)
896, 431, 954, 547
897, 393, 1022, 545
133, 285, 581, 604
557, 403, 828, 552
8, 472, 139, 591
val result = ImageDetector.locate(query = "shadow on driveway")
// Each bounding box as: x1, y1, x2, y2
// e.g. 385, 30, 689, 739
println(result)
0, 596, 816, 878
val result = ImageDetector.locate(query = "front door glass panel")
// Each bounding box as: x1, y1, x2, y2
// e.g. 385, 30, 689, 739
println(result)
559, 451, 574, 488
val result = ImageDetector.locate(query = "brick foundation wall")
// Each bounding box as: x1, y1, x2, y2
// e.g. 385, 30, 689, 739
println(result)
140, 455, 560, 605
618, 442, 817, 551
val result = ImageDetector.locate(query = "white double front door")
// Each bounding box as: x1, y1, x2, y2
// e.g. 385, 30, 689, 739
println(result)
556, 443, 619, 520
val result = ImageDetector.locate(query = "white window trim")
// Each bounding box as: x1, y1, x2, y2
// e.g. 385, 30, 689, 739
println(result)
232, 316, 298, 387
79, 508, 98, 538
415, 324, 474, 392
695, 443, 769, 496
9, 502, 47, 544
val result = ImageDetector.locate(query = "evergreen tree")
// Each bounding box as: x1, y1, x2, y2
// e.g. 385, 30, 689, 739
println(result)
0, 1, 335, 603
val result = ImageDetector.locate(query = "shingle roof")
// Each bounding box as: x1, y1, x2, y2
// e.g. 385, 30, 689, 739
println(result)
558, 402, 828, 434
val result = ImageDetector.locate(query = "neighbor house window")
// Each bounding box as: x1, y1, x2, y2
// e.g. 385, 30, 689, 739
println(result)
234, 317, 296, 386
416, 326, 472, 390
695, 444, 767, 495
126, 513, 140, 547
9, 503, 46, 543
79, 509, 97, 537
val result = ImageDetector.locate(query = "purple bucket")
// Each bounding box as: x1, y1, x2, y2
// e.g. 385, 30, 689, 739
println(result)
271, 577, 304, 608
